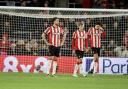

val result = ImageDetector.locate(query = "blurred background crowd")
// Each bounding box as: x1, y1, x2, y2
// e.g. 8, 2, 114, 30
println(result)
0, 0, 127, 57
0, 0, 127, 9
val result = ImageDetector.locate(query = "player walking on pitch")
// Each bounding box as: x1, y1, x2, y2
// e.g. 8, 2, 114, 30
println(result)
72, 22, 89, 77
42, 17, 67, 76
88, 22, 106, 74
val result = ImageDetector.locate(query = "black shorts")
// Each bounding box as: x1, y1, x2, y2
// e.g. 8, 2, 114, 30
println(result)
48, 45, 60, 57
91, 48, 100, 56
75, 50, 84, 59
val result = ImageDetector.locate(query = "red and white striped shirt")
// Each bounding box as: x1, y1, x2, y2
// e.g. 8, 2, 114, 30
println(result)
88, 27, 103, 48
44, 26, 64, 47
72, 30, 88, 51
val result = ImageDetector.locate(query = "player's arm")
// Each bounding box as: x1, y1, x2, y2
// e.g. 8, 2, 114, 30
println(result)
100, 26, 104, 32
72, 32, 76, 55
42, 33, 49, 45
87, 27, 92, 38
84, 33, 89, 53
42, 27, 51, 45
85, 38, 90, 53
72, 38, 76, 55
61, 28, 68, 46
99, 26, 106, 39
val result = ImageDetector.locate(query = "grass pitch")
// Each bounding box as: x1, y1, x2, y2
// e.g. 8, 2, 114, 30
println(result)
0, 73, 128, 89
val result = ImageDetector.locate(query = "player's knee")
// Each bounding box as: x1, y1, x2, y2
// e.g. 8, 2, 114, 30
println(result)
77, 61, 79, 64
53, 59, 57, 61
77, 59, 82, 64
79, 61, 82, 64
94, 59, 98, 62
48, 56, 53, 60
53, 56, 58, 61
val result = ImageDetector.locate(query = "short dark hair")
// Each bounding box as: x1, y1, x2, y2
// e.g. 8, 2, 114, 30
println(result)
95, 22, 103, 27
52, 17, 59, 23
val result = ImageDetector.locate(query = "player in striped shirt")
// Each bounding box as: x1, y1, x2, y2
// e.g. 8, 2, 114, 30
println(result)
42, 17, 67, 76
72, 22, 89, 77
88, 22, 106, 74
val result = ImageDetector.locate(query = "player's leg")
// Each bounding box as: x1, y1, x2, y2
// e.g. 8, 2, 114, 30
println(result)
78, 51, 87, 77
47, 46, 54, 75
47, 56, 53, 75
73, 50, 84, 77
88, 48, 97, 74
78, 59, 82, 74
93, 48, 100, 74
51, 47, 60, 76
78, 58, 86, 76
73, 58, 80, 77
93, 53, 98, 74
52, 56, 58, 75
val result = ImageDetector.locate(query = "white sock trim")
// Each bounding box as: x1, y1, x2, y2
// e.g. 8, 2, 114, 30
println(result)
47, 60, 52, 74
52, 61, 57, 75
73, 64, 79, 75
94, 62, 98, 73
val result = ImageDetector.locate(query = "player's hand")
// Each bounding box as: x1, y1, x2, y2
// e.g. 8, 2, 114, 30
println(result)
99, 26, 104, 31
47, 43, 52, 46
85, 48, 89, 53
72, 50, 75, 56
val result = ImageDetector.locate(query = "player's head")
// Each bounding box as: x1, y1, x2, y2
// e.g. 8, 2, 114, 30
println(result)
95, 22, 102, 30
52, 17, 59, 26
77, 22, 84, 30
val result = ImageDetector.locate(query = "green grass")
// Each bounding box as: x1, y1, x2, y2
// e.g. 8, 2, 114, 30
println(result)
0, 73, 128, 89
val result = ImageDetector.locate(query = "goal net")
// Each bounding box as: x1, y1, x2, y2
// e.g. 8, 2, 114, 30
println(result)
0, 6, 128, 73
